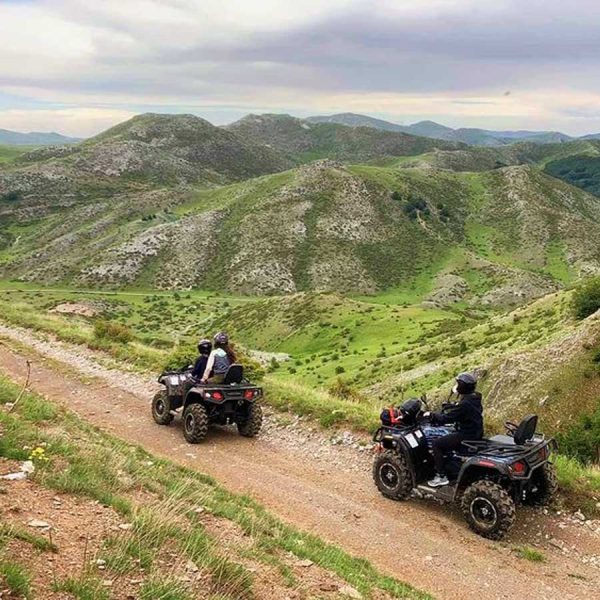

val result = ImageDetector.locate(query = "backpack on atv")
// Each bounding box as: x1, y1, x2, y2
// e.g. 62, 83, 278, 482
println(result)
372, 398, 558, 540
152, 363, 263, 443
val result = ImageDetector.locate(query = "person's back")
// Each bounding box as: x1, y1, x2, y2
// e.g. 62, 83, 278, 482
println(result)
201, 332, 236, 384
447, 391, 483, 440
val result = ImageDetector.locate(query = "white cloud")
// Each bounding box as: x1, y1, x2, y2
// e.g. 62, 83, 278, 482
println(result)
0, 107, 137, 137
1, 0, 600, 135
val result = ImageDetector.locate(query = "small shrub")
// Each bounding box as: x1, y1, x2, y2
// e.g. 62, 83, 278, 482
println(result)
556, 403, 600, 464
571, 277, 600, 320
516, 546, 546, 562
93, 320, 134, 344
335, 366, 345, 375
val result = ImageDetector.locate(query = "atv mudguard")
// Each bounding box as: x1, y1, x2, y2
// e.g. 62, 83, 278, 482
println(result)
374, 427, 418, 488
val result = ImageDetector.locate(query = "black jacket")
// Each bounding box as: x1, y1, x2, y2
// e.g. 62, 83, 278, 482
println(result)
433, 392, 484, 440
191, 355, 209, 379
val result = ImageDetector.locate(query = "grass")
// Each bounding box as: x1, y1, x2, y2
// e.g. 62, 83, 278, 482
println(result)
52, 576, 110, 600
515, 546, 546, 563
0, 523, 58, 552
0, 560, 32, 598
0, 374, 431, 599
553, 454, 600, 513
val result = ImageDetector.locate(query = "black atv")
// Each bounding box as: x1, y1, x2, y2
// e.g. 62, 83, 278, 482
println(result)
152, 364, 263, 443
372, 398, 558, 540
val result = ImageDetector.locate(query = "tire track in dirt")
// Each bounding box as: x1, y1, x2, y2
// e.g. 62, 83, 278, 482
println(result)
0, 325, 598, 600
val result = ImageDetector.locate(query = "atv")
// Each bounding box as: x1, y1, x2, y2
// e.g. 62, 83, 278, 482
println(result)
152, 364, 263, 443
372, 397, 558, 540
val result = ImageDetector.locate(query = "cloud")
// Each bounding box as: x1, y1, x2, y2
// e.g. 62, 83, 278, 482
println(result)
1, 1, 600, 135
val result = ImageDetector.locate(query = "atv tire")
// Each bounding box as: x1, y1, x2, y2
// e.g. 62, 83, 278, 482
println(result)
237, 403, 263, 438
461, 480, 515, 540
525, 462, 558, 506
182, 403, 209, 443
152, 390, 174, 425
372, 450, 413, 500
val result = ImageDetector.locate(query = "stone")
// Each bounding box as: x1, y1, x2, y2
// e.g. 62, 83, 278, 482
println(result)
339, 585, 362, 599
28, 519, 51, 529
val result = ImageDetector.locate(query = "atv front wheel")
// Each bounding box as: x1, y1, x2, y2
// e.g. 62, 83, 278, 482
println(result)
152, 390, 174, 425
182, 403, 209, 443
461, 480, 515, 540
525, 462, 558, 506
372, 450, 413, 500
237, 403, 263, 437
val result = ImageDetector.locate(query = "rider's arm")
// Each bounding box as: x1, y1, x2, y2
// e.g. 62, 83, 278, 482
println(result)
201, 351, 216, 382
433, 402, 465, 425
192, 356, 208, 378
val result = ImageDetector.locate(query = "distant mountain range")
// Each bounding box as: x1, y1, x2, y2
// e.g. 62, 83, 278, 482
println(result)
306, 113, 581, 146
0, 128, 81, 146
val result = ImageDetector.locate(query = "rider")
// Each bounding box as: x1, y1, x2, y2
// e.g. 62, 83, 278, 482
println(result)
200, 332, 236, 384
427, 372, 484, 487
191, 339, 212, 380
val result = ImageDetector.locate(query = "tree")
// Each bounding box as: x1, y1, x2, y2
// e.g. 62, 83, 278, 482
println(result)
571, 277, 600, 320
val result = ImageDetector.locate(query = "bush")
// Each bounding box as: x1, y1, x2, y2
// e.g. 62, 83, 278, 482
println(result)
556, 403, 600, 464
334, 366, 345, 375
571, 277, 600, 320
93, 320, 134, 344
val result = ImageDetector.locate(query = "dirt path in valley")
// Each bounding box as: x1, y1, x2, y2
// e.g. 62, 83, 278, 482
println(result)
0, 324, 598, 600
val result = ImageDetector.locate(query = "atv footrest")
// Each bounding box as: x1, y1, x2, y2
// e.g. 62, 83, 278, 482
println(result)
416, 483, 456, 502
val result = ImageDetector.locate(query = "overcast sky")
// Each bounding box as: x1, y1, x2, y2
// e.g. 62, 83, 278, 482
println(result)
1, 0, 600, 137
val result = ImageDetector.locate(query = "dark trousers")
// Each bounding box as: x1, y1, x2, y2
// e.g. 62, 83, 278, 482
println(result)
432, 433, 464, 476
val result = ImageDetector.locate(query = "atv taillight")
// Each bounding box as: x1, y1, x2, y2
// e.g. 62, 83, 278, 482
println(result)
212, 391, 224, 401
510, 461, 526, 474
243, 390, 254, 400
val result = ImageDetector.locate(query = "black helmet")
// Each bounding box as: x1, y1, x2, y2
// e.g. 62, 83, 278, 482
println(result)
214, 331, 229, 345
197, 339, 212, 354
455, 372, 477, 395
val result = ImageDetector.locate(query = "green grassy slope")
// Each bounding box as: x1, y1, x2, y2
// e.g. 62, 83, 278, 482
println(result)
3, 160, 600, 298
225, 113, 464, 162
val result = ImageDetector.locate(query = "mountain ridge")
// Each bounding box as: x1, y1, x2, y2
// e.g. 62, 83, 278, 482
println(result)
0, 128, 81, 146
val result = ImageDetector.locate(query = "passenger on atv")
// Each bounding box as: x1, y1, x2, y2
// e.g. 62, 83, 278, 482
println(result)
426, 372, 483, 487
201, 332, 236, 384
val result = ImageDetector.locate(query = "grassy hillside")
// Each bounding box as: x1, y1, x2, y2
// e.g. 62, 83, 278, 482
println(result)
3, 159, 600, 297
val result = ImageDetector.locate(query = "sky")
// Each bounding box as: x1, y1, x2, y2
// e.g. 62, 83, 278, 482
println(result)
1, 0, 600, 137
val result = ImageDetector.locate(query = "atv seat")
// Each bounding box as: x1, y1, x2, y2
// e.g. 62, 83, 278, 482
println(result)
222, 364, 244, 385
484, 415, 538, 446
487, 434, 515, 445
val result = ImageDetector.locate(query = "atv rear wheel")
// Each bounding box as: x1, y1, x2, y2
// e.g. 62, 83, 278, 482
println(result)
182, 403, 209, 443
152, 390, 174, 425
525, 462, 558, 506
372, 450, 413, 500
237, 403, 263, 438
461, 480, 515, 540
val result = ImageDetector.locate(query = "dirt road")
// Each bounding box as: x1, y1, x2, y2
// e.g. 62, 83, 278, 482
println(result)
0, 324, 598, 600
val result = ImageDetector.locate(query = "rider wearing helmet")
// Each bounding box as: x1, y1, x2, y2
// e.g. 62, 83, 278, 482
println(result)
191, 339, 212, 379
427, 372, 484, 487
201, 332, 236, 384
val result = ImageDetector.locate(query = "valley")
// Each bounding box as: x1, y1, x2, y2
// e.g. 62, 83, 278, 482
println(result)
1, 111, 600, 599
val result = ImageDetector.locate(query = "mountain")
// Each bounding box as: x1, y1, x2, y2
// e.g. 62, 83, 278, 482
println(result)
306, 112, 408, 132
306, 113, 575, 146
0, 128, 81, 146
3, 154, 600, 297
0, 113, 293, 208
225, 113, 463, 162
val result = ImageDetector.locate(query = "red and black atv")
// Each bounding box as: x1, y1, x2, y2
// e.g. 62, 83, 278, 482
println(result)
152, 364, 263, 443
